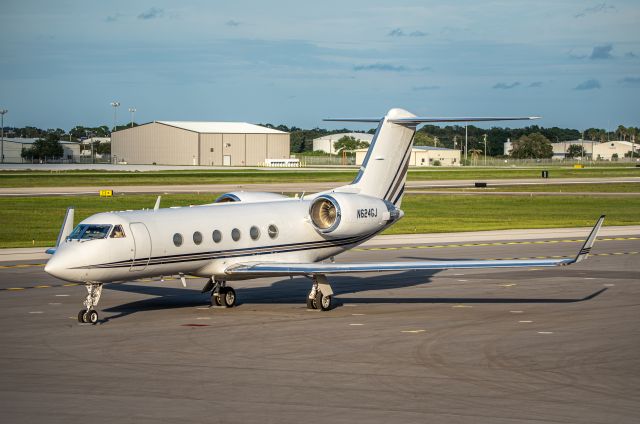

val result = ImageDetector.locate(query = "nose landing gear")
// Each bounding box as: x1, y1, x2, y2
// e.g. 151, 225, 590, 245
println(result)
78, 283, 103, 324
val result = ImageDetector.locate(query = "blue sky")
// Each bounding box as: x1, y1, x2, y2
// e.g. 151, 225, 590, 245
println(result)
1, 0, 638, 131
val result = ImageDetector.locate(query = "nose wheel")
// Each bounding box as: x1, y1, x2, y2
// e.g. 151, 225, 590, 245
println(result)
78, 283, 102, 324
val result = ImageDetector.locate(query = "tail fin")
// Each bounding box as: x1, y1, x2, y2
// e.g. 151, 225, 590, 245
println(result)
330, 108, 418, 207
326, 108, 538, 207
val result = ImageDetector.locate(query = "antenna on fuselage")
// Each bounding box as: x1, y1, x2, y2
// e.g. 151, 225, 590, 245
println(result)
154, 196, 161, 211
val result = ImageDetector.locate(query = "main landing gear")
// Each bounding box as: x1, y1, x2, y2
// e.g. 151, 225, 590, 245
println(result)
306, 274, 334, 311
78, 283, 103, 324
202, 278, 237, 308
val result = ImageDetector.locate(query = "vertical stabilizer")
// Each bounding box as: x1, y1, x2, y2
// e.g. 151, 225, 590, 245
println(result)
336, 108, 417, 207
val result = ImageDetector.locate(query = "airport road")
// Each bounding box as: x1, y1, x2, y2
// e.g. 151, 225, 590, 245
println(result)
1, 176, 639, 197
0, 236, 639, 423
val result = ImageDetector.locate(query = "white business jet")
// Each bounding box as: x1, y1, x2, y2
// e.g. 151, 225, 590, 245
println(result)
44, 108, 604, 324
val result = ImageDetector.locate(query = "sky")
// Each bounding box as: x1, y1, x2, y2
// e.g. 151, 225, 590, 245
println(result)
0, 0, 639, 132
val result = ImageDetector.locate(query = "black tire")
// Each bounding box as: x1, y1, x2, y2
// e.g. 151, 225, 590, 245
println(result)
315, 291, 332, 311
220, 287, 236, 308
212, 291, 222, 307
78, 309, 87, 323
306, 294, 317, 310
87, 310, 99, 324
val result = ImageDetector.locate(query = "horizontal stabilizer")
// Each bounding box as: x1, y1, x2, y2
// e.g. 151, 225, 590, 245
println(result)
324, 116, 540, 124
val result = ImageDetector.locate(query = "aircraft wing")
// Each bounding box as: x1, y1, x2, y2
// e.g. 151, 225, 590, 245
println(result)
225, 216, 604, 277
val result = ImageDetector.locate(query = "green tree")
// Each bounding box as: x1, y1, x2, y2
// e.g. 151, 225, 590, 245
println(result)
21, 132, 64, 160
566, 144, 585, 158
509, 133, 553, 159
617, 125, 627, 141
333, 136, 369, 152
413, 132, 436, 146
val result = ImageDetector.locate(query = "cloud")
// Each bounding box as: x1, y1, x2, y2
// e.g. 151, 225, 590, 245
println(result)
492, 82, 520, 89
226, 20, 241, 27
137, 7, 164, 20
568, 49, 588, 59
413, 85, 440, 91
387, 28, 427, 37
590, 44, 613, 59
353, 63, 408, 72
619, 77, 640, 84
625, 52, 638, 58
575, 3, 615, 18
528, 81, 543, 88
105, 13, 122, 23
575, 79, 601, 90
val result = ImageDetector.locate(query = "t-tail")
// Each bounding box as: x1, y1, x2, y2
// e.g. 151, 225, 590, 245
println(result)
326, 108, 540, 207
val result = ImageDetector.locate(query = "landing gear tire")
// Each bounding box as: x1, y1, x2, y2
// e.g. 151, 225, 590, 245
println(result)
306, 295, 317, 310
87, 310, 99, 324
219, 287, 236, 308
315, 291, 332, 311
78, 309, 88, 323
212, 292, 222, 307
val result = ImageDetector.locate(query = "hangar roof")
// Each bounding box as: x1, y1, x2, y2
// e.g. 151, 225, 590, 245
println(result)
156, 121, 287, 134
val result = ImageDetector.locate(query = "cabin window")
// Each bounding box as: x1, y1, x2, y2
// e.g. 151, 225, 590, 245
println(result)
231, 228, 241, 241
250, 226, 260, 240
268, 224, 278, 239
173, 233, 183, 247
67, 224, 112, 240
212, 230, 222, 243
193, 231, 203, 245
110, 225, 126, 238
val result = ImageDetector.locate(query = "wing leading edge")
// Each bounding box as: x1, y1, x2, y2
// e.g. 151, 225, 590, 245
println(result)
225, 216, 605, 277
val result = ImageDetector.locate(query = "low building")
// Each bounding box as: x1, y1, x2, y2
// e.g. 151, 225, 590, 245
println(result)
355, 146, 460, 167
504, 139, 638, 160
80, 137, 111, 145
112, 121, 289, 166
313, 132, 374, 154
1, 137, 80, 163
504, 139, 597, 159
593, 140, 639, 160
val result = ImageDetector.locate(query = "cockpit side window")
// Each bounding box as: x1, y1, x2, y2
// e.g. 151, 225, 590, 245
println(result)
110, 225, 126, 238
67, 224, 112, 240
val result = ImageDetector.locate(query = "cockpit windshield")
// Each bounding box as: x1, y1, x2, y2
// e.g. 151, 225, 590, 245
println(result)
67, 224, 112, 241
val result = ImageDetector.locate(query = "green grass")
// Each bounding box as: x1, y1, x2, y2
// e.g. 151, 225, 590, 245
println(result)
0, 166, 638, 188
389, 195, 640, 235
417, 183, 640, 193
1, 193, 638, 248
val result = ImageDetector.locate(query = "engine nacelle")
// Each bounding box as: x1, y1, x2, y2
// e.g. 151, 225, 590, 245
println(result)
215, 192, 289, 203
308, 193, 401, 238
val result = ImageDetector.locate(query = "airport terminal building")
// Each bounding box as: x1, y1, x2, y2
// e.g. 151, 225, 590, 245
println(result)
112, 121, 290, 166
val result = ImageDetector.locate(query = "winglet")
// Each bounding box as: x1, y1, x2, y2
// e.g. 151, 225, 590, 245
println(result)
154, 196, 161, 211
574, 215, 605, 263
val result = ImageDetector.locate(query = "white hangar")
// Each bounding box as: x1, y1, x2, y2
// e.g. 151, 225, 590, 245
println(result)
112, 121, 290, 166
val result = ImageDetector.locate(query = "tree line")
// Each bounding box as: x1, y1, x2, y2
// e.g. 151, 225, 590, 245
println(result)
4, 121, 637, 159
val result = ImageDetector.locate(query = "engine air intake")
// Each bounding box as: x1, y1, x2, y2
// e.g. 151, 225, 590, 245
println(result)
310, 196, 340, 232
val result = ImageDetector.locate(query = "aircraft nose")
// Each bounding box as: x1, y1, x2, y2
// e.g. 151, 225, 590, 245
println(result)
44, 256, 63, 279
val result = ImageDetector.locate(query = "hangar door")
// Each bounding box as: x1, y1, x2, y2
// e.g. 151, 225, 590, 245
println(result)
129, 222, 151, 271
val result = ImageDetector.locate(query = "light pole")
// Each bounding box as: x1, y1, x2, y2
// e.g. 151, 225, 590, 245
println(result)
464, 124, 468, 164
110, 101, 120, 134
483, 134, 487, 166
128, 107, 136, 128
0, 109, 7, 163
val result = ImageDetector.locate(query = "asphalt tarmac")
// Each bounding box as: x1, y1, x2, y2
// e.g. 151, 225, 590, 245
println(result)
1, 176, 638, 196
0, 235, 638, 423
